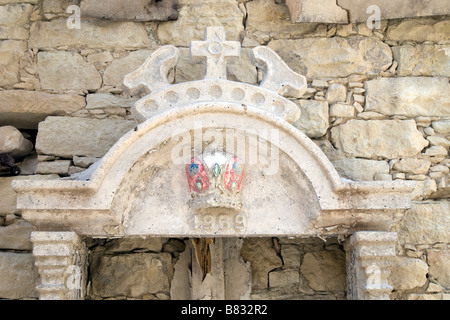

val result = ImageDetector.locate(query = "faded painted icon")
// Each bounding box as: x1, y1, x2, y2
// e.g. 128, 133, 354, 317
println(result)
366, 5, 381, 30
66, 5, 81, 30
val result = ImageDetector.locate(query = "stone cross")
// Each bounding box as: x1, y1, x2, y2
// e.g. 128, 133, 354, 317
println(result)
190, 26, 241, 79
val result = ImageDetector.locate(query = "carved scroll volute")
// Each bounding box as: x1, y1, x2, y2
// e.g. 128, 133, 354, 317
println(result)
123, 45, 179, 96
249, 46, 307, 98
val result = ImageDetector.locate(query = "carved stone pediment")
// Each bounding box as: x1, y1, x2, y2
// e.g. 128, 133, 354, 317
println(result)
13, 27, 415, 239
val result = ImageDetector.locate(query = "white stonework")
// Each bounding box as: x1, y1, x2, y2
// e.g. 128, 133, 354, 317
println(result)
12, 27, 420, 300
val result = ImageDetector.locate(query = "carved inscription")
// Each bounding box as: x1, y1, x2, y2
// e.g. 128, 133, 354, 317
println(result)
193, 212, 246, 232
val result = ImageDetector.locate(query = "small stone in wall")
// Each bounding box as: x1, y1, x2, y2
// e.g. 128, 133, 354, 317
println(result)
0, 126, 33, 159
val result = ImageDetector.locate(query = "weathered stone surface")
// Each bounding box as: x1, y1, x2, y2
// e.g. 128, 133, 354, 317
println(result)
0, 0, 37, 3
0, 175, 58, 215
0, 4, 33, 40
0, 220, 35, 250
326, 84, 347, 105
91, 252, 173, 298
432, 120, 450, 135
389, 257, 428, 290
269, 269, 299, 287
286, 0, 348, 23
0, 90, 86, 129
393, 158, 432, 175
393, 45, 450, 77
35, 160, 71, 175
245, 0, 326, 44
37, 51, 102, 91
268, 37, 392, 79
427, 250, 450, 289
338, 0, 450, 22
86, 93, 137, 110
0, 40, 26, 86
35, 116, 136, 158
241, 238, 282, 289
80, 0, 178, 21
331, 119, 429, 159
0, 252, 39, 299
386, 18, 450, 42
392, 201, 450, 245
331, 158, 389, 181
293, 100, 329, 138
103, 50, 153, 89
104, 237, 164, 253
329, 104, 355, 118
300, 250, 346, 291
365, 77, 450, 117
29, 19, 153, 50
0, 126, 33, 159
157, 0, 244, 47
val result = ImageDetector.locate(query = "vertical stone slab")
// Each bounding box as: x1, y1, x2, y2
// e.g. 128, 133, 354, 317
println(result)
31, 231, 87, 300
345, 231, 397, 300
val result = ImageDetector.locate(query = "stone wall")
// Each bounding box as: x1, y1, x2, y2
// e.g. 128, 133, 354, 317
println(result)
0, 0, 448, 300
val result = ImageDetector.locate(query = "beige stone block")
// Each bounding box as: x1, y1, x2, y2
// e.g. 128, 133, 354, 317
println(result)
338, 0, 450, 22
427, 250, 450, 289
0, 220, 35, 250
80, 0, 178, 21
29, 19, 153, 50
393, 158, 431, 175
157, 1, 244, 47
37, 51, 102, 91
365, 77, 450, 118
0, 90, 86, 129
389, 257, 428, 290
386, 18, 450, 43
104, 237, 164, 253
286, 0, 348, 23
86, 93, 137, 110
293, 100, 329, 138
393, 45, 450, 77
0, 4, 33, 40
245, 0, 326, 43
0, 40, 26, 86
329, 104, 355, 118
331, 119, 429, 159
90, 252, 173, 298
331, 158, 389, 181
35, 116, 136, 158
0, 252, 39, 299
268, 37, 392, 80
269, 269, 300, 287
300, 250, 346, 291
326, 84, 347, 105
392, 201, 450, 245
0, 126, 33, 159
35, 160, 71, 175
432, 120, 450, 135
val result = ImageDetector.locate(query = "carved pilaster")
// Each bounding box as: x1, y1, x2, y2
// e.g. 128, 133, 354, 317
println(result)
31, 231, 87, 300
345, 231, 397, 300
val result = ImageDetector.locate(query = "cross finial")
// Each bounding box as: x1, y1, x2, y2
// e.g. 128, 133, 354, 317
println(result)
190, 26, 241, 80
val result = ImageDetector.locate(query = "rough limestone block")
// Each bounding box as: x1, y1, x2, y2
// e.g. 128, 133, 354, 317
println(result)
286, 0, 348, 23
392, 201, 450, 245
90, 252, 173, 298
29, 19, 153, 50
389, 257, 428, 290
268, 37, 392, 80
35, 116, 136, 158
393, 158, 431, 175
80, 0, 178, 21
293, 100, 329, 138
0, 4, 33, 40
337, 0, 450, 22
35, 160, 71, 175
432, 120, 450, 135
331, 158, 389, 181
86, 93, 137, 110
0, 220, 35, 250
37, 51, 102, 91
157, 0, 244, 47
0, 40, 26, 86
300, 250, 346, 291
386, 18, 450, 43
0, 91, 86, 129
0, 126, 33, 158
331, 119, 429, 159
326, 84, 347, 105
366, 77, 450, 118
0, 252, 39, 299
393, 45, 450, 77
427, 250, 450, 289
